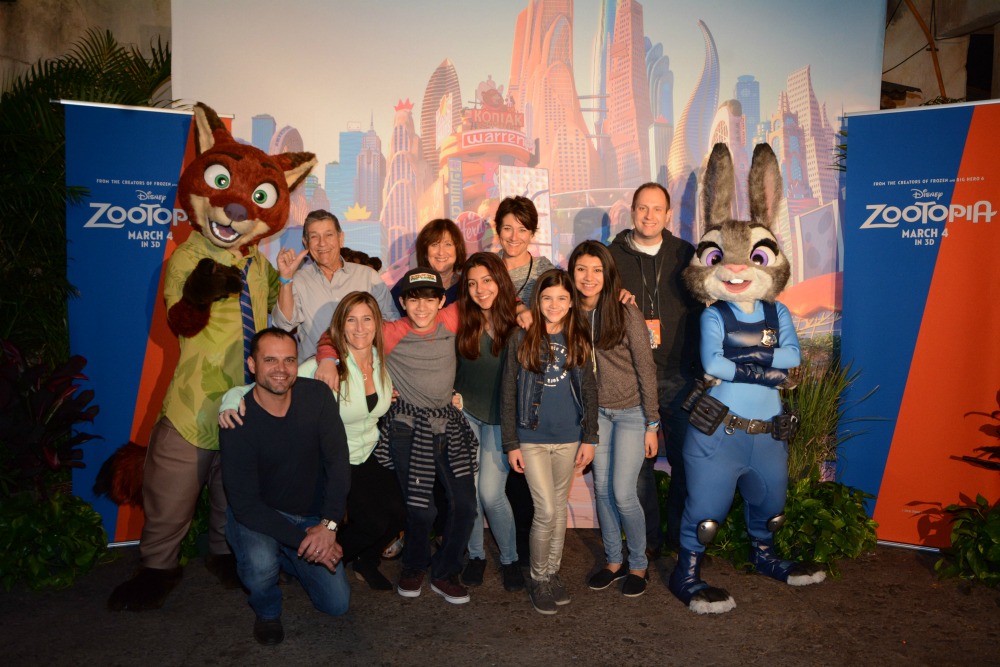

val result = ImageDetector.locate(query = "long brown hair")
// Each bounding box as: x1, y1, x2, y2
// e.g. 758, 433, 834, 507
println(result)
457, 252, 518, 359
516, 269, 591, 373
327, 291, 389, 399
568, 240, 625, 350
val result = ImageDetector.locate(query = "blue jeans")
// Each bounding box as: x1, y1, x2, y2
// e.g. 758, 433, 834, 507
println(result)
225, 509, 350, 620
594, 406, 648, 571
465, 413, 518, 565
390, 420, 477, 580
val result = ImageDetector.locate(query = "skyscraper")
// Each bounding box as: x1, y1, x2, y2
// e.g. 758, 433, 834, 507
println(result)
356, 117, 386, 220
648, 116, 672, 187
251, 114, 276, 154
588, 0, 617, 162
785, 65, 838, 205
734, 75, 760, 158
605, 0, 652, 189
327, 124, 364, 220
646, 39, 674, 125
765, 90, 814, 275
381, 100, 422, 265
666, 20, 719, 241
509, 0, 598, 194
420, 59, 462, 172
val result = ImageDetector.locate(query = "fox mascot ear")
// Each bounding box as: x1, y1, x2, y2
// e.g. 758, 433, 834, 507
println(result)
177, 102, 316, 254
683, 143, 790, 312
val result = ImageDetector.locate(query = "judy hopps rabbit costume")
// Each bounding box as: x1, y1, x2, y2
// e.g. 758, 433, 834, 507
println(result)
668, 143, 825, 614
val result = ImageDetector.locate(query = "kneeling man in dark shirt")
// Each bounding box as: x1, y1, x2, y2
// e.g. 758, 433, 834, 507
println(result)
220, 327, 350, 646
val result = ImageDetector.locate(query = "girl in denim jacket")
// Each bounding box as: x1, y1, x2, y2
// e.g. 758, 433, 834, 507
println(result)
500, 269, 598, 615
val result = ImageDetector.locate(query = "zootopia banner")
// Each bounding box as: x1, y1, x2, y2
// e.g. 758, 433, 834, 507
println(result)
841, 101, 1000, 548
64, 102, 207, 543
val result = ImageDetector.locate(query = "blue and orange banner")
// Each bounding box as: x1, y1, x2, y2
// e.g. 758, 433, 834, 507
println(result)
842, 101, 1000, 548
65, 102, 230, 542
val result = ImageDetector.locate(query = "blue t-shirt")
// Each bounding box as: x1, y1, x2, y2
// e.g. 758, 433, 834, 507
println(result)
517, 332, 582, 444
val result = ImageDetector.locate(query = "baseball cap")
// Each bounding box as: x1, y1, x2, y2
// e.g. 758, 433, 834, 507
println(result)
397, 267, 445, 297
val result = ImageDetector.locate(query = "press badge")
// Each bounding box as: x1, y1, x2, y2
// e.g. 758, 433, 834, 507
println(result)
646, 319, 661, 349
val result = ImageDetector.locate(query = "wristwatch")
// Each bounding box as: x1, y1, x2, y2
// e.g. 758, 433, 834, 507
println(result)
320, 519, 338, 532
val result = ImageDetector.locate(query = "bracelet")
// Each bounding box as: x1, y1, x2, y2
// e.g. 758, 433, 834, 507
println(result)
279, 276, 293, 284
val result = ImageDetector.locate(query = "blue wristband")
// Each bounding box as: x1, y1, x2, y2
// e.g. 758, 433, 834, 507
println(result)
279, 276, 293, 285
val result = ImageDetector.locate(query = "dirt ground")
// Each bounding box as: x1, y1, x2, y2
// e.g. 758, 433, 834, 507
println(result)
3, 529, 998, 667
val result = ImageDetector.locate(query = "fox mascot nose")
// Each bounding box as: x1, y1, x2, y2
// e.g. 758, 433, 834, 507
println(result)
225, 203, 248, 222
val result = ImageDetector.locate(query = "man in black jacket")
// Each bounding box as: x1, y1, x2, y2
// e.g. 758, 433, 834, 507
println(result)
220, 327, 351, 645
609, 183, 702, 557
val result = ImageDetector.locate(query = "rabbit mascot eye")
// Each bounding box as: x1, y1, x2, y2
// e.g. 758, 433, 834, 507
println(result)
102, 103, 316, 612
668, 143, 825, 615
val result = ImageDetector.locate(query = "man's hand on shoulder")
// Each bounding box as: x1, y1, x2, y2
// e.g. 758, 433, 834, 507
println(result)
297, 524, 344, 572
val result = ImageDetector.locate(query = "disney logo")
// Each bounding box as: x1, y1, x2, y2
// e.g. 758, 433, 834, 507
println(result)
136, 190, 167, 203
911, 188, 943, 200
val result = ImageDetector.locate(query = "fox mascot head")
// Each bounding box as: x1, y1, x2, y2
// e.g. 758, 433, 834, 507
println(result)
94, 103, 316, 509
178, 102, 315, 255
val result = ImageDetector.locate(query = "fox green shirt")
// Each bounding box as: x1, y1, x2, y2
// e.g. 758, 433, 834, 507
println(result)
160, 233, 279, 450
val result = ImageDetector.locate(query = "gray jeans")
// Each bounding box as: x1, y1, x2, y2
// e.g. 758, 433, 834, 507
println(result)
520, 441, 580, 582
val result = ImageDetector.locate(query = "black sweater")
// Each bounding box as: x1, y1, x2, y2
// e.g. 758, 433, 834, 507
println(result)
220, 378, 349, 548
609, 228, 703, 381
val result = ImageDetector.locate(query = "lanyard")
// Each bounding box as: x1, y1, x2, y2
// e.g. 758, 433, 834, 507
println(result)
638, 254, 662, 319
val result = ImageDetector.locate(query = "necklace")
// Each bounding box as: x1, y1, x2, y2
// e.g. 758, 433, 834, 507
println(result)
354, 353, 374, 382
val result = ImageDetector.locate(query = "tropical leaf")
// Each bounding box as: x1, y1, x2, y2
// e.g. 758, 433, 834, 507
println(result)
0, 29, 171, 364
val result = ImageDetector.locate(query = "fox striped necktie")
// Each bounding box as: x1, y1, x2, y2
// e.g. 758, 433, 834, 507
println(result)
240, 257, 254, 383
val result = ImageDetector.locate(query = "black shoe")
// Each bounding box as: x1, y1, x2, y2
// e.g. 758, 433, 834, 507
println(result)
587, 567, 627, 591
108, 567, 183, 611
353, 557, 393, 591
622, 572, 649, 597
205, 553, 242, 590
461, 557, 487, 586
253, 616, 284, 646
500, 562, 525, 592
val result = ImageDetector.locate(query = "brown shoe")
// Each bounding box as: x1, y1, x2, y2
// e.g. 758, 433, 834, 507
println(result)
397, 568, 425, 598
430, 574, 470, 604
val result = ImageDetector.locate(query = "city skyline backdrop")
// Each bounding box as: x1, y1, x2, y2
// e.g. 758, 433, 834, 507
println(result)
172, 0, 886, 332
174, 0, 882, 171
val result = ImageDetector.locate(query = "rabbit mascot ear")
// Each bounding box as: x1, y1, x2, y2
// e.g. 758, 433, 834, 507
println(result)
683, 143, 789, 314
669, 144, 824, 616
104, 103, 315, 613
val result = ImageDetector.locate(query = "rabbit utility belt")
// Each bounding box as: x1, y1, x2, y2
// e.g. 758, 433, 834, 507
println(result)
682, 382, 798, 441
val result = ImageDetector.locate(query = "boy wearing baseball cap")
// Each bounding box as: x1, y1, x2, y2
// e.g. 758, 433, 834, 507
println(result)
316, 268, 478, 604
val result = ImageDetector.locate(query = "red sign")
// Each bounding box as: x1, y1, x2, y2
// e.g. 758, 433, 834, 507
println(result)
460, 129, 530, 153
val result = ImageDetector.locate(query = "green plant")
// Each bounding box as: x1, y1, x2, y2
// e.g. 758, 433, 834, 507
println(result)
934, 494, 1000, 587
661, 468, 878, 575
774, 469, 878, 573
0, 489, 111, 591
783, 356, 878, 482
0, 340, 101, 497
0, 28, 171, 364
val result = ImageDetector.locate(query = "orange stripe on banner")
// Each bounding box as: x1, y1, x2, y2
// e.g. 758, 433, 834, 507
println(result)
873, 105, 1000, 547
112, 117, 230, 541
